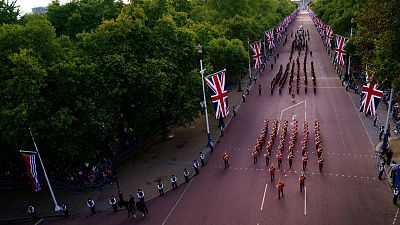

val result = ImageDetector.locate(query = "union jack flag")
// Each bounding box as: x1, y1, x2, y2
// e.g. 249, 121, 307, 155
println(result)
359, 83, 383, 116
204, 70, 229, 119
250, 41, 263, 69
276, 25, 284, 38
265, 29, 275, 50
22, 153, 41, 192
325, 26, 333, 47
335, 35, 348, 65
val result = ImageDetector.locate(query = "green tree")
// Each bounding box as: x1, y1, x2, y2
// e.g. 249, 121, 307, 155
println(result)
0, 0, 19, 24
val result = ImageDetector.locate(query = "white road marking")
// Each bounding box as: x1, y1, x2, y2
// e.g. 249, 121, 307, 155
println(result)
260, 183, 269, 210
34, 218, 44, 225
393, 208, 399, 225
162, 179, 193, 225
304, 187, 307, 215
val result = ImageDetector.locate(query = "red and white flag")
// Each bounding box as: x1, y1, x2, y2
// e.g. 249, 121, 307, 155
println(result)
359, 83, 383, 116
22, 153, 41, 192
250, 41, 263, 69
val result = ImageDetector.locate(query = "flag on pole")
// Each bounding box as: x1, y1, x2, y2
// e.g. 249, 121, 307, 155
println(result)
359, 83, 383, 116
265, 29, 275, 50
325, 26, 333, 47
250, 41, 263, 69
22, 153, 41, 192
335, 35, 348, 65
204, 70, 229, 119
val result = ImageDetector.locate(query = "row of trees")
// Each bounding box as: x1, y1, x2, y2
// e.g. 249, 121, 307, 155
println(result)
309, 0, 400, 90
0, 0, 296, 179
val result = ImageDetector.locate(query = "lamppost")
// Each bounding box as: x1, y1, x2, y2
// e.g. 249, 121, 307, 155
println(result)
346, 18, 354, 82
198, 45, 213, 148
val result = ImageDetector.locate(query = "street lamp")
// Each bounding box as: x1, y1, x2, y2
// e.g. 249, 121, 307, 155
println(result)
346, 18, 354, 82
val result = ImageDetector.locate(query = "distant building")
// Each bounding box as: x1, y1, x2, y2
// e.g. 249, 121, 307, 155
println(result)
32, 6, 47, 14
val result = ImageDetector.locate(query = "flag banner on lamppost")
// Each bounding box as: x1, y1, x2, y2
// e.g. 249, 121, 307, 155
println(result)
22, 153, 41, 192
265, 29, 275, 50
204, 70, 229, 120
335, 35, 348, 65
359, 83, 383, 116
250, 41, 263, 69
325, 26, 333, 47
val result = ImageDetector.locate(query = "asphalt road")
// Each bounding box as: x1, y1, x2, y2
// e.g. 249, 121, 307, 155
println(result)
14, 10, 398, 225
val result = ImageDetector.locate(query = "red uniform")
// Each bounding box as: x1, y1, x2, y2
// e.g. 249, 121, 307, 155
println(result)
223, 153, 229, 168
302, 155, 308, 171
277, 180, 285, 199
318, 157, 324, 172
299, 174, 306, 192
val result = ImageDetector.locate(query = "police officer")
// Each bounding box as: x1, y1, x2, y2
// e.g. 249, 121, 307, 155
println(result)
27, 204, 37, 219
199, 152, 205, 167
157, 181, 164, 197
171, 175, 178, 189
378, 163, 385, 180
61, 203, 69, 217
193, 160, 200, 175
394, 187, 399, 205
87, 198, 96, 215
109, 195, 118, 212
137, 189, 145, 203
183, 168, 190, 183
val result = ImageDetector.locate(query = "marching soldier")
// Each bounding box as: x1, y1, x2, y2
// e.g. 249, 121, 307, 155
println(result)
317, 146, 323, 158
171, 175, 178, 189
252, 149, 258, 164
264, 151, 270, 166
61, 203, 69, 217
200, 152, 205, 167
27, 204, 37, 219
299, 172, 306, 192
109, 195, 118, 212
277, 151, 283, 169
288, 152, 294, 169
137, 189, 145, 203
193, 160, 200, 175
157, 181, 164, 197
183, 168, 190, 183
318, 156, 325, 173
277, 179, 285, 199
223, 152, 230, 168
269, 164, 276, 182
302, 154, 309, 171
87, 198, 96, 215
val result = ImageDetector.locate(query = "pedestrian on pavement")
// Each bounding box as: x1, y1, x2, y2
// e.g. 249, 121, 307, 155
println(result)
277, 179, 285, 199
269, 164, 276, 182
277, 53, 280, 59
87, 198, 96, 215
254, 76, 257, 84
157, 181, 164, 197
264, 151, 270, 166
109, 195, 118, 212
378, 163, 385, 180
318, 156, 324, 173
27, 204, 37, 219
233, 105, 237, 117
128, 194, 137, 218
171, 175, 178, 189
223, 152, 230, 168
299, 172, 306, 192
183, 168, 190, 183
302, 154, 309, 171
61, 203, 69, 217
258, 84, 262, 96
373, 114, 378, 126
193, 160, 200, 175
246, 86, 250, 95
288, 152, 294, 169
137, 189, 145, 203
200, 152, 205, 167
394, 187, 399, 205
379, 126, 384, 140
242, 93, 246, 102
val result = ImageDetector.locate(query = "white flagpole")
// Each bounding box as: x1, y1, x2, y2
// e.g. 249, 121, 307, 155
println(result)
29, 129, 62, 212
248, 38, 252, 85
200, 60, 212, 147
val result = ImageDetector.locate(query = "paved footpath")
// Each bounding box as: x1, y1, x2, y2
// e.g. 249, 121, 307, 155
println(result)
5, 10, 399, 225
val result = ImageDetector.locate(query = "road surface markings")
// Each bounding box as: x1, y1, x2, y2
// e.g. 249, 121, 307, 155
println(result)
162, 179, 193, 225
260, 183, 268, 210
393, 208, 399, 225
304, 187, 307, 215
34, 218, 44, 225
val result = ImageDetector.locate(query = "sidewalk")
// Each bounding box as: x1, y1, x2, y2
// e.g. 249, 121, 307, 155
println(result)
0, 74, 253, 220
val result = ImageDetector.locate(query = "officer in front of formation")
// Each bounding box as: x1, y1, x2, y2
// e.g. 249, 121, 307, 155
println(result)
87, 198, 96, 215
109, 195, 118, 212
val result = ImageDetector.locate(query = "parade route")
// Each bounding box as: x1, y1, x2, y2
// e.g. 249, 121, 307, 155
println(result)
17, 9, 398, 225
